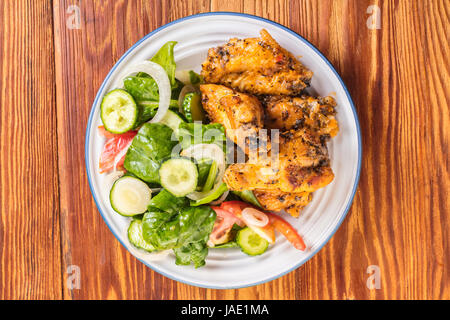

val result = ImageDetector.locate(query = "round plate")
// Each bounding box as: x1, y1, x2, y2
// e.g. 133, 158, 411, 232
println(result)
85, 12, 362, 289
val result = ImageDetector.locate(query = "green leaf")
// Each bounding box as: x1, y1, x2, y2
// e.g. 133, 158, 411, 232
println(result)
232, 190, 263, 208
173, 206, 216, 267
190, 183, 228, 207
142, 204, 216, 268
148, 189, 189, 215
196, 158, 213, 190
150, 41, 178, 86
174, 242, 208, 268
177, 122, 226, 151
123, 123, 178, 183
124, 76, 159, 101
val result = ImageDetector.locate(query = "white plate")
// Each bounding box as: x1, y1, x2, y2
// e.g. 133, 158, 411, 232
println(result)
85, 13, 362, 289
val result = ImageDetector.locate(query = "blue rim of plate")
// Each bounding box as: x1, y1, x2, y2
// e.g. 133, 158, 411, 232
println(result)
85, 12, 362, 289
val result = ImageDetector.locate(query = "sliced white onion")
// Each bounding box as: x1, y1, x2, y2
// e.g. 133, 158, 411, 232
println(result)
113, 139, 133, 172
131, 247, 171, 261
180, 144, 226, 201
103, 170, 125, 192
177, 84, 198, 112
242, 207, 269, 227
111, 61, 171, 123
209, 190, 229, 205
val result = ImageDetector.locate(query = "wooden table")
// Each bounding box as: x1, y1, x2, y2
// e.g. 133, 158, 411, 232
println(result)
0, 0, 448, 300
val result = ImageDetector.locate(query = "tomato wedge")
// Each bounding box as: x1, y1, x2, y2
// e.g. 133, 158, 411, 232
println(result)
266, 212, 306, 251
98, 127, 137, 173
220, 201, 275, 244
211, 206, 245, 227
208, 207, 243, 245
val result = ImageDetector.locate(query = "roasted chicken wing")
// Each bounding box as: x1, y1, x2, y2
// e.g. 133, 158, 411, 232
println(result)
263, 95, 339, 140
201, 29, 313, 96
223, 128, 334, 193
200, 84, 270, 154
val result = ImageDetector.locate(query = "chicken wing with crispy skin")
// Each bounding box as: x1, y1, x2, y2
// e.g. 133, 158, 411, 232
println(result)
253, 190, 312, 218
223, 128, 334, 193
263, 95, 339, 140
200, 84, 270, 154
201, 29, 313, 96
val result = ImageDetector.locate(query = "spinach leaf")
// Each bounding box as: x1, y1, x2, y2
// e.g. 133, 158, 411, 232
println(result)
124, 123, 178, 183
143, 209, 181, 250
142, 190, 188, 249
150, 41, 178, 86
171, 79, 184, 100
232, 190, 263, 208
188, 70, 203, 85
173, 206, 216, 268
142, 204, 216, 267
123, 77, 180, 124
177, 123, 226, 151
174, 242, 209, 268
148, 189, 189, 215
124, 76, 159, 101
176, 206, 216, 245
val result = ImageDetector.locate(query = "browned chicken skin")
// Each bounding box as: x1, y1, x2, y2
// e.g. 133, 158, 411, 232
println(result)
263, 95, 339, 140
200, 84, 270, 154
253, 190, 312, 218
201, 29, 313, 96
223, 128, 334, 193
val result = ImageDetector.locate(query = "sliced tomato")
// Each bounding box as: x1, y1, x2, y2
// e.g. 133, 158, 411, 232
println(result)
211, 206, 244, 227
220, 201, 275, 244
208, 207, 241, 246
98, 129, 137, 173
266, 212, 306, 251
220, 201, 250, 218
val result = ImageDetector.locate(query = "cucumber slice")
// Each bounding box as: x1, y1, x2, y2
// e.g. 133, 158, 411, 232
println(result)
236, 227, 269, 256
101, 89, 138, 134
182, 92, 205, 122
110, 176, 152, 216
159, 109, 185, 136
128, 219, 155, 252
159, 158, 198, 197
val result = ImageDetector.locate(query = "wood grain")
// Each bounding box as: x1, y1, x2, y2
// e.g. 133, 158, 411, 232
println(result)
0, 0, 448, 300
0, 0, 62, 299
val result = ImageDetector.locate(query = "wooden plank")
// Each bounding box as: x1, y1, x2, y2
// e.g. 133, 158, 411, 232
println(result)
0, 0, 62, 299
289, 0, 449, 299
